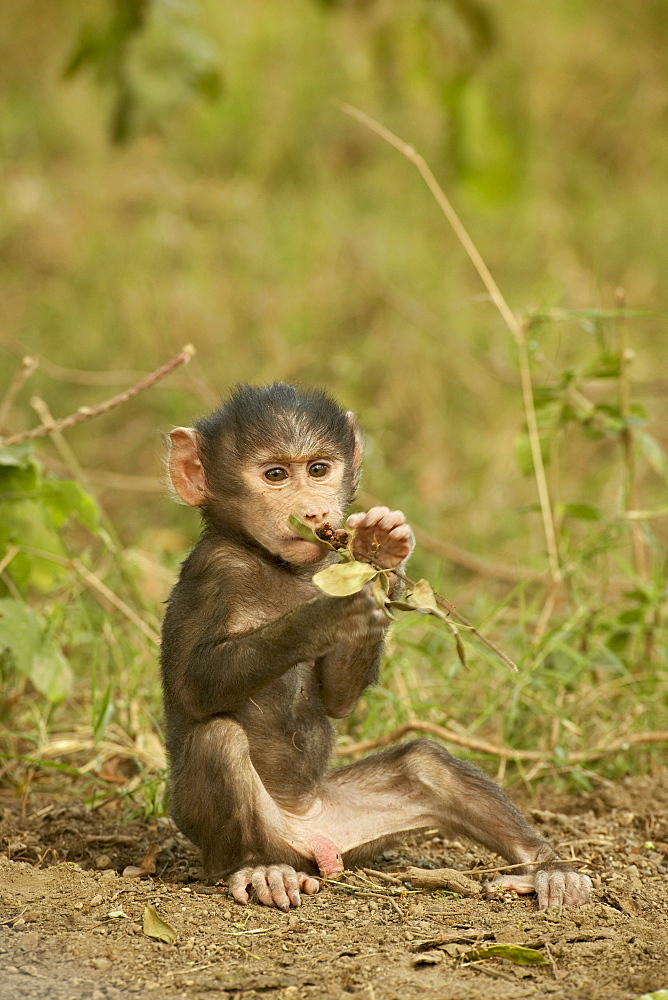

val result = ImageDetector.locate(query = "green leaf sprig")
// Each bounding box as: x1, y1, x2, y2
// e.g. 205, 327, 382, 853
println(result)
289, 515, 517, 673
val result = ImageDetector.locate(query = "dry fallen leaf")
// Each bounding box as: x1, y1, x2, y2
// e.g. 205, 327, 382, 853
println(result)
142, 903, 176, 945
122, 843, 160, 879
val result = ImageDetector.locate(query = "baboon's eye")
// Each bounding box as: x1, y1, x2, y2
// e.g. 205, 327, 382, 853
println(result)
308, 463, 329, 479
265, 467, 288, 482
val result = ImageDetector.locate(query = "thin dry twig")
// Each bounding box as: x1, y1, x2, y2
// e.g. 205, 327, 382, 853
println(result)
338, 102, 561, 584
0, 345, 195, 447
84, 834, 142, 846
336, 720, 541, 760
30, 394, 89, 486
360, 868, 402, 885
336, 719, 668, 763
364, 859, 587, 880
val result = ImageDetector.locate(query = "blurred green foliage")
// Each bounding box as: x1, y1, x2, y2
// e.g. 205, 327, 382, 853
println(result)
64, 0, 222, 143
0, 0, 666, 802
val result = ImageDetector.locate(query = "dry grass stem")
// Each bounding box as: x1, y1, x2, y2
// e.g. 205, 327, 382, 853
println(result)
336, 719, 668, 763
0, 544, 19, 576
0, 355, 39, 431
18, 545, 160, 644
72, 559, 160, 645
338, 101, 561, 584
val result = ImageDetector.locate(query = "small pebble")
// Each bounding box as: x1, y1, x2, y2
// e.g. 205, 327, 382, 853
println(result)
95, 855, 112, 870
19, 964, 41, 977
19, 931, 39, 952
91, 957, 112, 971
413, 952, 443, 966
90, 894, 104, 907
287, 914, 300, 931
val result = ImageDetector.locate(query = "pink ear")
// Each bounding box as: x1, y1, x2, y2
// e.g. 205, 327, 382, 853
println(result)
345, 410, 362, 476
169, 427, 207, 506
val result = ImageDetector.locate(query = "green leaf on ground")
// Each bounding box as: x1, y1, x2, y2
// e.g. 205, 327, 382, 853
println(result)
462, 943, 547, 965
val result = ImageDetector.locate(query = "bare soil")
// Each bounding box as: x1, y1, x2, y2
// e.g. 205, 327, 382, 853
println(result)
1, 773, 667, 1000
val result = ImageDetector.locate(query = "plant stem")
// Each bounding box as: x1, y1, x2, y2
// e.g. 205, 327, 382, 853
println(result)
338, 102, 561, 583
0, 356, 39, 432
616, 289, 648, 580
395, 570, 518, 672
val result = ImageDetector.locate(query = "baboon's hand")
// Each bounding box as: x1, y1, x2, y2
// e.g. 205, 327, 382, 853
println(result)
228, 864, 320, 911
488, 869, 592, 909
347, 506, 414, 569
327, 586, 387, 642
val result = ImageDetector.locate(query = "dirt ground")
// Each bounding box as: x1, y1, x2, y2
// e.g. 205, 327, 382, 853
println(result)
1, 772, 667, 1000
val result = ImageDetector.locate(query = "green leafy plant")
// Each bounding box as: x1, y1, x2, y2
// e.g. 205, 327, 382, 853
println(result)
0, 348, 191, 811
64, 0, 222, 143
0, 442, 101, 704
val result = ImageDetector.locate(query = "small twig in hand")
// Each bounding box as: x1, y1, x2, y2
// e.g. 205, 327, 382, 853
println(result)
303, 514, 519, 675
0, 345, 195, 447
